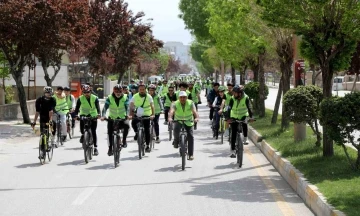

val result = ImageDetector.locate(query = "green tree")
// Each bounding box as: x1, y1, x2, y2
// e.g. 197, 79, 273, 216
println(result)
320, 93, 360, 169
259, 0, 360, 156
0, 51, 10, 95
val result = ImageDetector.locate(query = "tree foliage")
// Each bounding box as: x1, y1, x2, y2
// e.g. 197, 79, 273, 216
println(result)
283, 85, 323, 147
320, 93, 360, 169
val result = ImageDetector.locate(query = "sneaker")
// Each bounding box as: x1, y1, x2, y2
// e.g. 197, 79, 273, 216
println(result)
94, 148, 99, 156
155, 137, 161, 143
107, 148, 113, 156
80, 135, 84, 143
145, 146, 151, 152
173, 141, 178, 148
134, 133, 138, 141
188, 155, 194, 161
122, 142, 128, 148
163, 121, 168, 125
243, 137, 249, 145
230, 151, 236, 158
62, 135, 67, 142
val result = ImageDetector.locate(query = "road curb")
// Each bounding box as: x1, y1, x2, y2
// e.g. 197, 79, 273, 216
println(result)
248, 126, 345, 216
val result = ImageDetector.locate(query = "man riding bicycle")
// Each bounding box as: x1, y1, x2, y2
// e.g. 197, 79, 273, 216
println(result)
148, 84, 164, 143
101, 84, 130, 156
129, 84, 155, 153
168, 91, 199, 161
227, 85, 254, 158
64, 86, 76, 130
74, 85, 101, 156
31, 87, 56, 151
163, 85, 177, 125
207, 82, 220, 122
212, 86, 227, 139
53, 86, 68, 142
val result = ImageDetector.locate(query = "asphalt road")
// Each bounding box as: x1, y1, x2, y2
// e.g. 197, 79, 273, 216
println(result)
0, 94, 313, 216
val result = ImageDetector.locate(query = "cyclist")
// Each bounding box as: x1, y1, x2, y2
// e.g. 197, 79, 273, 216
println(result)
64, 86, 76, 130
195, 80, 202, 104
53, 86, 68, 142
101, 84, 130, 156
128, 84, 155, 153
188, 81, 200, 110
163, 85, 177, 125
168, 91, 199, 160
31, 87, 56, 152
227, 85, 254, 158
212, 86, 227, 139
207, 82, 220, 122
74, 85, 101, 156
148, 84, 164, 143
175, 82, 192, 99
223, 82, 234, 136
129, 84, 138, 101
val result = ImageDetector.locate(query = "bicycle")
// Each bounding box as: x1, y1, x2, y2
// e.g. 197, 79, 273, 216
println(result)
170, 120, 193, 171
54, 111, 67, 147
168, 120, 173, 141
212, 106, 220, 139
105, 118, 126, 168
66, 112, 74, 139
134, 116, 151, 159
78, 116, 98, 164
150, 120, 155, 151
219, 113, 226, 144
34, 122, 54, 165
229, 118, 255, 168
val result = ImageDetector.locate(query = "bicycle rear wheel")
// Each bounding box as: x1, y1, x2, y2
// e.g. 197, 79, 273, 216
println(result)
221, 119, 224, 144
236, 134, 243, 168
39, 135, 46, 165
67, 120, 72, 139
58, 123, 63, 146
83, 132, 90, 163
138, 130, 143, 159
113, 135, 119, 167
168, 122, 172, 141
181, 135, 186, 171
150, 124, 154, 151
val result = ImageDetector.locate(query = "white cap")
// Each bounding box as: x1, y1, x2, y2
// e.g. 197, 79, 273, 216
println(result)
179, 91, 187, 97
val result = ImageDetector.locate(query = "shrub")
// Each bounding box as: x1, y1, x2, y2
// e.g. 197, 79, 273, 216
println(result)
320, 92, 360, 169
243, 81, 269, 100
5, 85, 14, 104
283, 85, 323, 146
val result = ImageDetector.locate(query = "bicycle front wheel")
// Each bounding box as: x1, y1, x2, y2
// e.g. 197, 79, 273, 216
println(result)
47, 135, 53, 162
221, 120, 224, 144
39, 135, 46, 165
83, 132, 90, 163
236, 134, 243, 168
181, 134, 186, 171
150, 125, 154, 151
58, 123, 63, 146
113, 135, 119, 167
138, 130, 143, 159
67, 121, 72, 139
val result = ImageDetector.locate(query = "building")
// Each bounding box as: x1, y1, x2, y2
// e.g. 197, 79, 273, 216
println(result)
163, 41, 193, 65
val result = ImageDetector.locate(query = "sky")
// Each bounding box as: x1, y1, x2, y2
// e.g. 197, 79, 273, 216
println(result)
126, 0, 193, 45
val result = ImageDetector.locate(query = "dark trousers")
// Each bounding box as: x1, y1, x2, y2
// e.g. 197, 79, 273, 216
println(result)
107, 119, 129, 148
173, 123, 194, 156
154, 114, 160, 137
209, 107, 214, 120
71, 112, 76, 128
230, 117, 248, 151
80, 119, 98, 147
131, 118, 151, 146
214, 110, 220, 133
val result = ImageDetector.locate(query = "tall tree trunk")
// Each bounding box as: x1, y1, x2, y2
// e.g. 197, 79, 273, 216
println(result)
281, 65, 292, 129
231, 66, 236, 85
240, 65, 247, 85
310, 63, 316, 85
351, 73, 359, 92
272, 75, 283, 124
12, 72, 30, 123
321, 63, 334, 157
42, 64, 52, 87
258, 51, 266, 118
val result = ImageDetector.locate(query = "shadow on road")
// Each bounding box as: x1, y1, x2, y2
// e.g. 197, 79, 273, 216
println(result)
15, 162, 42, 168
121, 156, 139, 161
57, 159, 84, 166
157, 153, 179, 158
154, 165, 183, 172
64, 147, 83, 151
86, 163, 113, 170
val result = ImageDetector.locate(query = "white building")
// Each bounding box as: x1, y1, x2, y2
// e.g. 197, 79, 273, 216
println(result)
163, 41, 193, 65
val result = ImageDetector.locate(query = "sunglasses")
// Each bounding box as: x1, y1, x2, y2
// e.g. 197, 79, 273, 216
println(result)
83, 91, 90, 94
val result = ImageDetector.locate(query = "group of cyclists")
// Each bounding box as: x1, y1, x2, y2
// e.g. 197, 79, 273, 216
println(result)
31, 76, 253, 162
